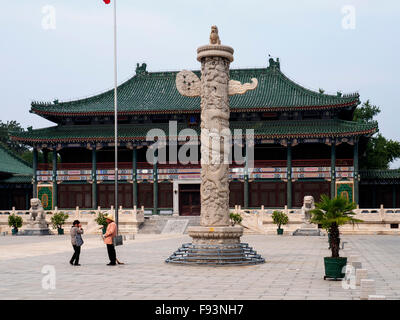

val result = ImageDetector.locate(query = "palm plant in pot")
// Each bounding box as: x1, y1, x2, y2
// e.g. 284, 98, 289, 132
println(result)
272, 210, 288, 235
310, 194, 361, 280
51, 212, 69, 235
8, 214, 23, 235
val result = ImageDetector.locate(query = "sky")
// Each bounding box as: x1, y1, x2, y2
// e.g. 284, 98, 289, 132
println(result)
0, 0, 399, 167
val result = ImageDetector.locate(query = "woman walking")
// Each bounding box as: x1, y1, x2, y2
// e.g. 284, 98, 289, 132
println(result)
70, 220, 84, 266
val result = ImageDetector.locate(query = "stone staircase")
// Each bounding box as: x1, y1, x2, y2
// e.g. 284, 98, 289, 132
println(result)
292, 228, 322, 236
138, 215, 201, 234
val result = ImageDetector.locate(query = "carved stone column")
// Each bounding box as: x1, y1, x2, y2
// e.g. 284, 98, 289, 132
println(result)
198, 46, 232, 227
167, 26, 264, 264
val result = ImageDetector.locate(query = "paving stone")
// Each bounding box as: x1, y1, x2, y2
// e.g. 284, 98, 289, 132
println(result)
1, 234, 400, 300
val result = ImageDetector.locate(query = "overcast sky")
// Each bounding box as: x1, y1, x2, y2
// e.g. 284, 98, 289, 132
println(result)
0, 1, 399, 167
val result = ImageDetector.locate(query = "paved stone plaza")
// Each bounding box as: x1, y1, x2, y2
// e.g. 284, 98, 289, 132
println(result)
0, 234, 400, 300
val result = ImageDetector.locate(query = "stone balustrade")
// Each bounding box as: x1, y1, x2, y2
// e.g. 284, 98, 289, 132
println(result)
0, 206, 145, 235
230, 204, 400, 235
2, 204, 400, 235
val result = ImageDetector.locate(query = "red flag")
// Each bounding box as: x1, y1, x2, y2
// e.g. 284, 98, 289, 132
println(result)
103, 0, 110, 4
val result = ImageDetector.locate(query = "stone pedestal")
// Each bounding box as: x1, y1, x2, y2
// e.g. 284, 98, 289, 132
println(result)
23, 219, 51, 235
23, 228, 51, 236
22, 198, 51, 235
168, 226, 263, 265
188, 226, 243, 244
293, 195, 321, 236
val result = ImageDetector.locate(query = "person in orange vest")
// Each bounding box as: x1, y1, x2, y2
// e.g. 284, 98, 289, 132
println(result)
102, 214, 117, 266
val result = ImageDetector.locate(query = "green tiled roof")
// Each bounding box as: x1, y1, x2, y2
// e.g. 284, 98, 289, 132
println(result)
360, 170, 400, 180
11, 120, 376, 144
0, 144, 32, 175
0, 175, 32, 184
31, 61, 359, 118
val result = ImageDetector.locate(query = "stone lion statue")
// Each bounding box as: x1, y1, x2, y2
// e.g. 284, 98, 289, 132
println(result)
29, 198, 47, 228
302, 195, 315, 224
209, 25, 221, 45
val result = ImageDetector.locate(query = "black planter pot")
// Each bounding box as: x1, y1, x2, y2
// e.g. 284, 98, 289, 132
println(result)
57, 228, 64, 235
277, 228, 284, 235
324, 257, 347, 280
12, 228, 18, 235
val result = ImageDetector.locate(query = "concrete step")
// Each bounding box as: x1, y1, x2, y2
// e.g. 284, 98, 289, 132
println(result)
293, 228, 322, 236
138, 215, 201, 234
138, 218, 164, 234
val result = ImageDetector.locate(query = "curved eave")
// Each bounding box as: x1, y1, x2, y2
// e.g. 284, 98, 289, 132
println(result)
254, 127, 376, 140
30, 100, 359, 118
10, 126, 377, 145
0, 175, 33, 184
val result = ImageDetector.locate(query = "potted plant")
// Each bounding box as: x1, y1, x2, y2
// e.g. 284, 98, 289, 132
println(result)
95, 211, 108, 234
310, 194, 362, 280
229, 212, 243, 226
8, 214, 23, 235
272, 210, 288, 235
51, 212, 69, 235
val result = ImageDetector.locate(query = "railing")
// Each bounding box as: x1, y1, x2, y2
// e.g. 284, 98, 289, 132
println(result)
2, 204, 400, 236
230, 204, 400, 235
0, 206, 145, 235
2, 204, 399, 217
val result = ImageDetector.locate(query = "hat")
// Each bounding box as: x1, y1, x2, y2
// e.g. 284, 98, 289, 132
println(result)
104, 214, 115, 222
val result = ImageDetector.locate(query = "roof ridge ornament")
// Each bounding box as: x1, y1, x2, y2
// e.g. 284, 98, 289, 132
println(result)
268, 57, 280, 70
136, 63, 147, 76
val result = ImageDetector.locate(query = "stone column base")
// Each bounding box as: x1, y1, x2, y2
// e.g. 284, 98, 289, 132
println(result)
166, 225, 265, 265
22, 228, 51, 236
187, 226, 243, 245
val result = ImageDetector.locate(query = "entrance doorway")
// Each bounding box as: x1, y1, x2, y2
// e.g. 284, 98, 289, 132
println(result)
179, 184, 200, 216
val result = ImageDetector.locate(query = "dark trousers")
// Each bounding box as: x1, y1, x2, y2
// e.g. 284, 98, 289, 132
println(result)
107, 244, 116, 264
70, 245, 81, 265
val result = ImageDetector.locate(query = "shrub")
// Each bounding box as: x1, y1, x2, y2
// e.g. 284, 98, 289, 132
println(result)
51, 212, 69, 230
229, 213, 243, 226
272, 210, 289, 229
8, 214, 23, 229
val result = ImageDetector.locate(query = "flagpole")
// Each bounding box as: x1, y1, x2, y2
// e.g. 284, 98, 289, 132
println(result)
113, 0, 119, 233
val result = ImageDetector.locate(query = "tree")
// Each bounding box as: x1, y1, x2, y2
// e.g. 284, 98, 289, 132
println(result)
353, 100, 380, 126
353, 100, 400, 169
0, 120, 28, 154
271, 210, 289, 229
0, 120, 53, 165
361, 134, 400, 169
51, 212, 69, 230
8, 214, 23, 230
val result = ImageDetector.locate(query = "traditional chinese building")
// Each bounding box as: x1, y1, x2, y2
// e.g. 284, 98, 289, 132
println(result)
0, 144, 32, 209
9, 59, 399, 213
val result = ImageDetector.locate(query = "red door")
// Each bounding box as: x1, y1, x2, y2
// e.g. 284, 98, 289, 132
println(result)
179, 184, 200, 216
